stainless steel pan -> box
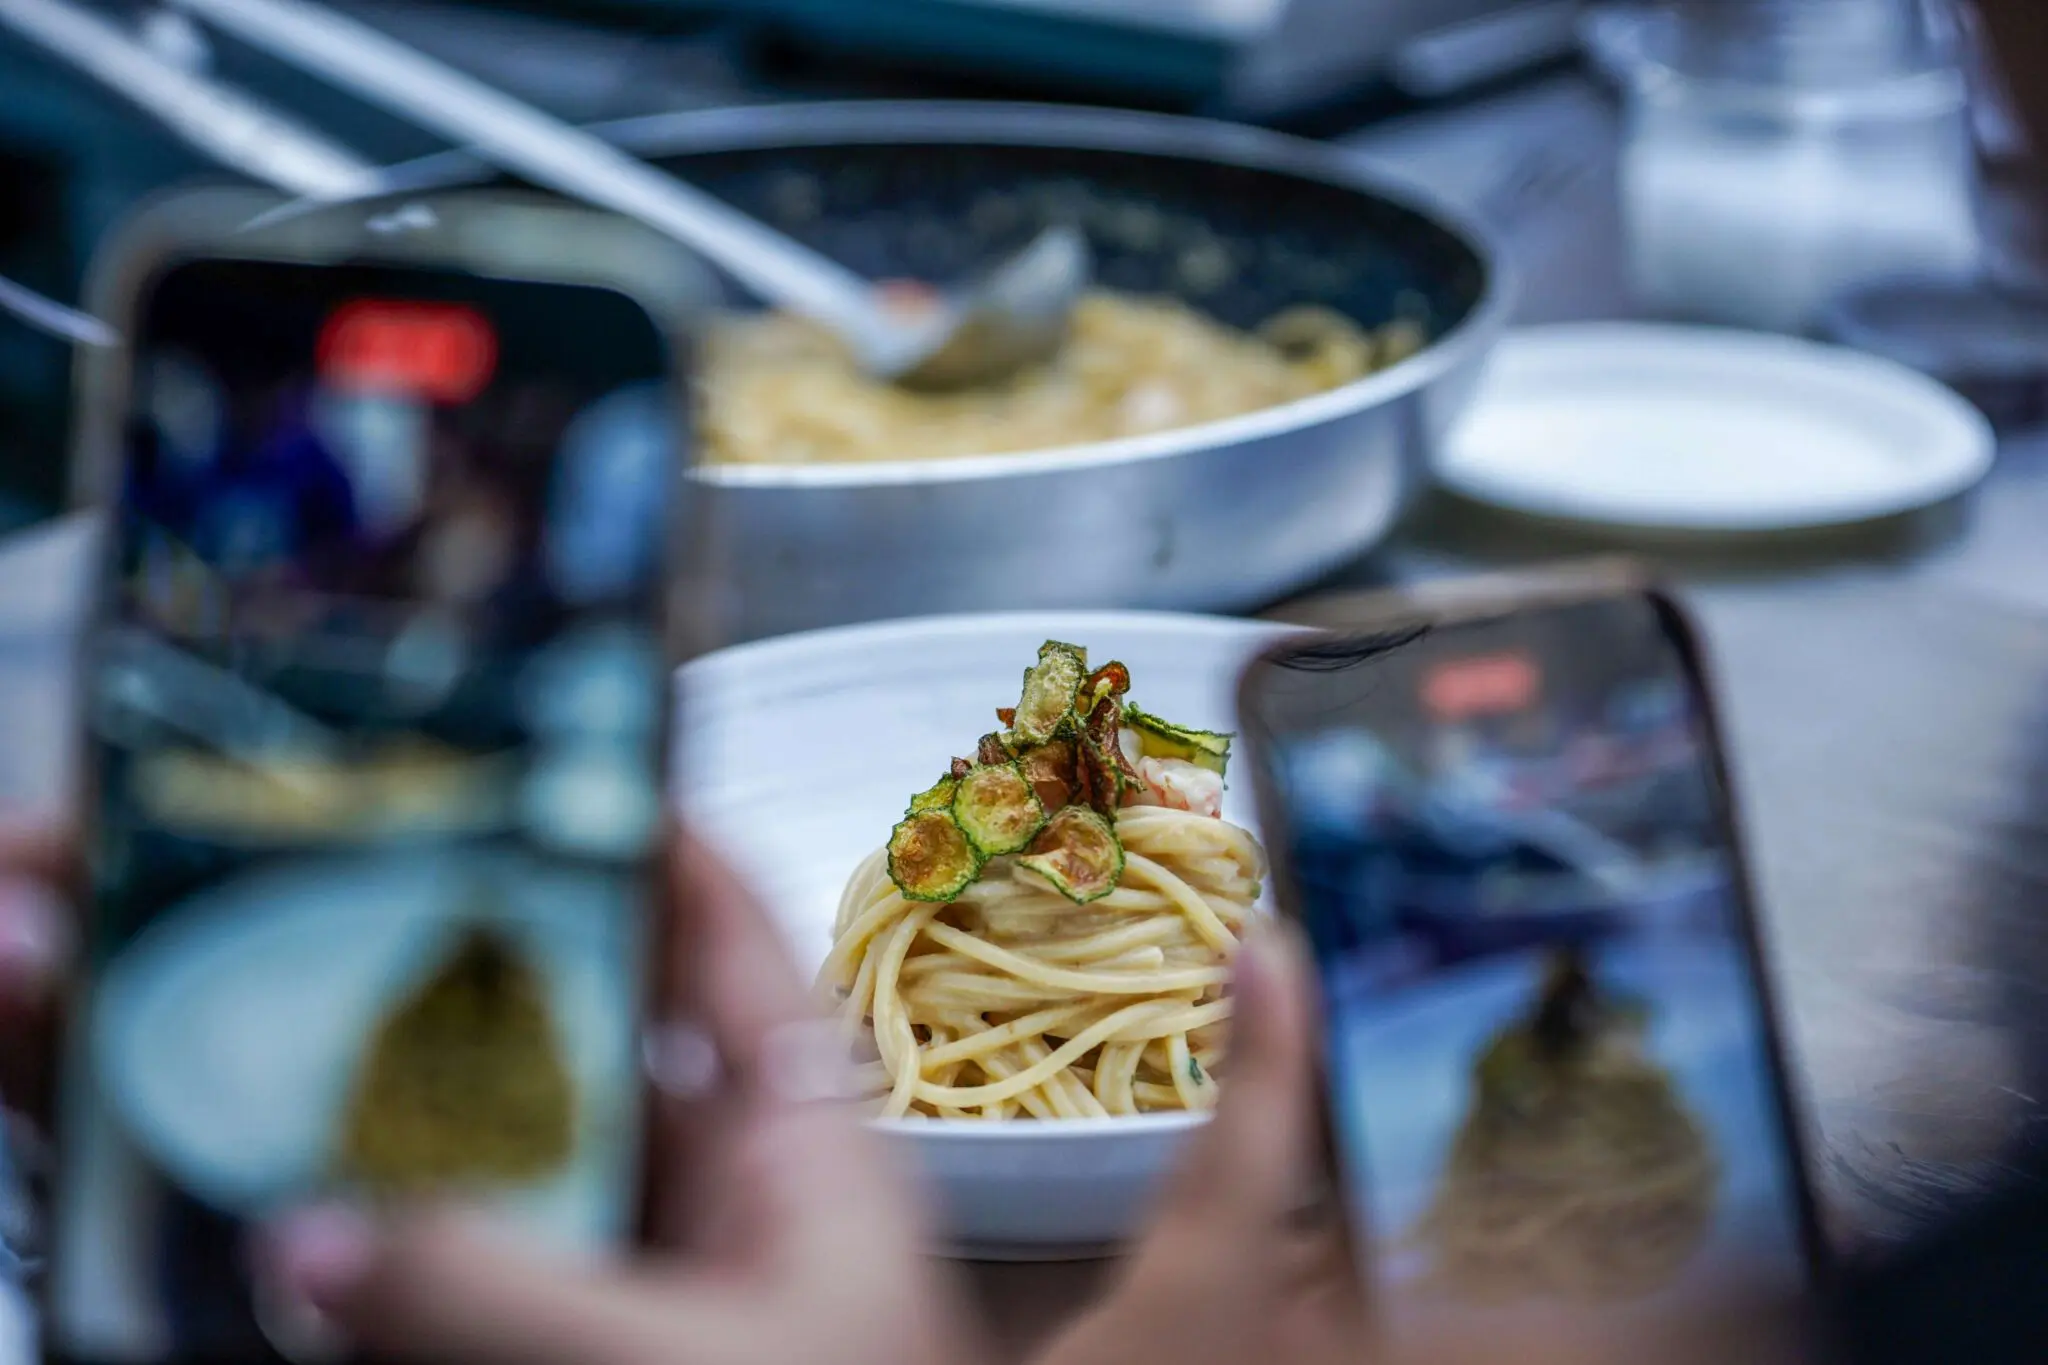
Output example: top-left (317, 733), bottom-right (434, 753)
top-left (75, 100), bottom-right (1510, 642)
top-left (596, 101), bottom-right (1512, 640)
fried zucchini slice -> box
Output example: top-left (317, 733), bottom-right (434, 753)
top-left (908, 775), bottom-right (960, 815)
top-left (1017, 806), bottom-right (1125, 904)
top-left (1079, 696), bottom-right (1142, 815)
top-left (1124, 703), bottom-right (1233, 777)
top-left (1014, 738), bottom-right (1080, 812)
top-left (952, 761), bottom-right (1047, 857)
top-left (1081, 661), bottom-right (1132, 714)
top-left (1009, 642), bottom-right (1088, 746)
top-left (888, 809), bottom-right (983, 902)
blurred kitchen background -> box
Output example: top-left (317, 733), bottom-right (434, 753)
top-left (4, 0), bottom-right (2046, 612)
top-left (0, 0), bottom-right (2012, 515)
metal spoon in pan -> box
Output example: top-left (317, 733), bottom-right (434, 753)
top-left (171, 0), bottom-right (1091, 391)
top-left (2, 0), bottom-right (1085, 387)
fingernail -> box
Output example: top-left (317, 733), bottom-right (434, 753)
top-left (643, 1020), bottom-right (723, 1100)
top-left (0, 879), bottom-right (63, 995)
top-left (265, 1205), bottom-right (376, 1307)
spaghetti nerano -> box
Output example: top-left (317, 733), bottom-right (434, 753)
top-left (816, 642), bottom-right (1267, 1119)
top-left (1407, 951), bottom-right (1721, 1300)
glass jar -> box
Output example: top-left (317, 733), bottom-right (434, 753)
top-left (1615, 0), bottom-right (1981, 332)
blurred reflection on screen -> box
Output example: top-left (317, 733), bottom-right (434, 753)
top-left (51, 259), bottom-right (679, 1364)
top-left (1259, 599), bottom-right (1809, 1349)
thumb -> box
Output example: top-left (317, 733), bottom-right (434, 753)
top-left (1147, 918), bottom-right (1319, 1248)
top-left (261, 1204), bottom-right (669, 1365)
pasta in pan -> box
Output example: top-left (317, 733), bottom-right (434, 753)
top-left (702, 292), bottom-right (1426, 467)
top-left (817, 642), bottom-right (1266, 1119)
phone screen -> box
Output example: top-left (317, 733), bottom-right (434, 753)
top-left (48, 257), bottom-right (680, 1363)
top-left (1245, 594), bottom-right (1816, 1354)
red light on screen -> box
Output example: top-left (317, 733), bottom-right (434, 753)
top-left (318, 301), bottom-right (496, 403)
top-left (1423, 653), bottom-right (1540, 721)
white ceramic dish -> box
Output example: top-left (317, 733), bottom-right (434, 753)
top-left (678, 611), bottom-right (1301, 1257)
top-left (1439, 322), bottom-right (1996, 531)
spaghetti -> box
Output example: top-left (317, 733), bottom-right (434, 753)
top-left (816, 642), bottom-right (1267, 1119)
top-left (1406, 953), bottom-right (1720, 1300)
top-left (702, 291), bottom-right (1424, 467)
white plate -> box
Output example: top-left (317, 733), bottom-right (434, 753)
top-left (1439, 323), bottom-right (1995, 530)
top-left (91, 851), bottom-right (641, 1246)
top-left (678, 611), bottom-right (1301, 1256)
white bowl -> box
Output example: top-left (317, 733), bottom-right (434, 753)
top-left (678, 611), bottom-right (1299, 1257)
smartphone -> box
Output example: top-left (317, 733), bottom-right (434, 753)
top-left (43, 188), bottom-right (711, 1365)
top-left (1239, 565), bottom-right (1826, 1361)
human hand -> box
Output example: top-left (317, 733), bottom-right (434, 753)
top-left (261, 830), bottom-right (987, 1365)
top-left (0, 815), bottom-right (983, 1365)
top-left (1034, 920), bottom-right (1367, 1365)
top-left (1036, 921), bottom-right (1810, 1365)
